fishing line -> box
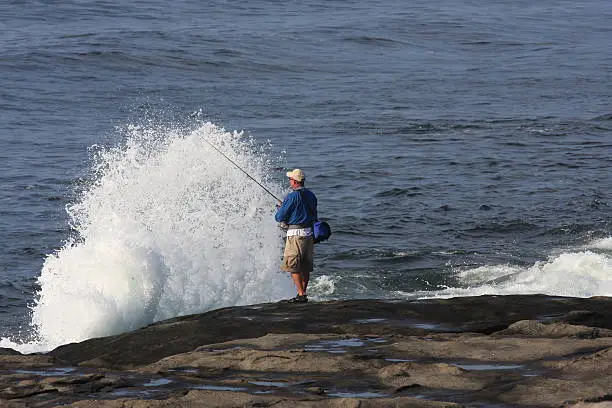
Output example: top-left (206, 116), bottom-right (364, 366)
top-left (202, 138), bottom-right (281, 202)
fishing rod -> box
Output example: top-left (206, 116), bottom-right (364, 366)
top-left (202, 138), bottom-right (281, 202)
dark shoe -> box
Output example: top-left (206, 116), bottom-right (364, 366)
top-left (286, 295), bottom-right (308, 303)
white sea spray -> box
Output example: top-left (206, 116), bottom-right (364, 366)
top-left (7, 121), bottom-right (294, 352)
top-left (416, 248), bottom-right (612, 299)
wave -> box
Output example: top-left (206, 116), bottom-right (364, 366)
top-left (404, 238), bottom-right (612, 300)
top-left (591, 237), bottom-right (612, 250)
top-left (2, 121), bottom-right (294, 353)
top-left (463, 220), bottom-right (538, 235)
top-left (375, 187), bottom-right (422, 198)
top-left (592, 113), bottom-right (612, 121)
top-left (342, 36), bottom-right (405, 46)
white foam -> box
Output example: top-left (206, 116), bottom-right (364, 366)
top-left (420, 250), bottom-right (612, 299)
top-left (309, 275), bottom-right (336, 298)
top-left (6, 122), bottom-right (294, 353)
top-left (590, 237), bottom-right (612, 250)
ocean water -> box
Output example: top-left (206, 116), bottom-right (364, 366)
top-left (1, 0), bottom-right (611, 353)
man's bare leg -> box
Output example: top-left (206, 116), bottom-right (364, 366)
top-left (291, 272), bottom-right (305, 296)
top-left (302, 270), bottom-right (310, 294)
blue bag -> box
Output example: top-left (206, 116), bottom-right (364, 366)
top-left (313, 220), bottom-right (332, 243)
top-left (299, 190), bottom-right (332, 244)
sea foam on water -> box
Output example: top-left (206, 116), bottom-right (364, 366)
top-left (18, 121), bottom-right (293, 352)
top-left (390, 236), bottom-right (612, 301)
top-left (429, 247), bottom-right (612, 299)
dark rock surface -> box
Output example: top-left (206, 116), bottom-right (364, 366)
top-left (1, 295), bottom-right (612, 407)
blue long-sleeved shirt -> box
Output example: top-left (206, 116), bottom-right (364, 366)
top-left (275, 187), bottom-right (318, 225)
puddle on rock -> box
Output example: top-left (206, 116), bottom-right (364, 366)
top-left (167, 367), bottom-right (199, 374)
top-left (305, 338), bottom-right (365, 353)
top-left (451, 362), bottom-right (540, 377)
top-left (402, 320), bottom-right (457, 331)
top-left (353, 318), bottom-right (387, 324)
top-left (328, 391), bottom-right (389, 398)
top-left (385, 358), bottom-right (415, 363)
top-left (191, 384), bottom-right (248, 392)
top-left (143, 378), bottom-right (173, 387)
top-left (14, 367), bottom-right (77, 376)
top-left (453, 363), bottom-right (524, 371)
top-left (249, 380), bottom-right (290, 388)
top-left (304, 337), bottom-right (387, 354)
top-left (197, 346), bottom-right (243, 353)
top-left (109, 389), bottom-right (162, 398)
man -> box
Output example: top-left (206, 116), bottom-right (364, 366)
top-left (275, 168), bottom-right (317, 303)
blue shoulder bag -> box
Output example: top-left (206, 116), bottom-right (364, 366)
top-left (298, 190), bottom-right (332, 244)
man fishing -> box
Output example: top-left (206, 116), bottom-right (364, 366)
top-left (275, 169), bottom-right (318, 303)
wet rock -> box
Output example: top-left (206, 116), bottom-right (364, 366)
top-left (144, 347), bottom-right (385, 374)
top-left (494, 377), bottom-right (611, 407)
top-left (389, 333), bottom-right (612, 362)
top-left (0, 353), bottom-right (58, 369)
top-left (46, 295), bottom-right (612, 369)
top-left (62, 390), bottom-right (463, 407)
top-left (495, 320), bottom-right (612, 338)
top-left (1, 295), bottom-right (612, 407)
top-left (553, 310), bottom-right (608, 327)
top-left (379, 361), bottom-right (485, 391)
top-left (544, 346), bottom-right (612, 379)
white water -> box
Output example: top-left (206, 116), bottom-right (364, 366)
top-left (3, 117), bottom-right (610, 353)
top-left (398, 240), bottom-right (612, 300)
top-left (3, 122), bottom-right (294, 353)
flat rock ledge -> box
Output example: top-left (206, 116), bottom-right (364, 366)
top-left (2, 295), bottom-right (612, 408)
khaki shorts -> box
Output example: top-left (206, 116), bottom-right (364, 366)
top-left (281, 235), bottom-right (314, 273)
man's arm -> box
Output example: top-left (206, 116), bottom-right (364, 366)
top-left (275, 193), bottom-right (294, 222)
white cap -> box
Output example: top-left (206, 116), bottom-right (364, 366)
top-left (286, 168), bottom-right (305, 182)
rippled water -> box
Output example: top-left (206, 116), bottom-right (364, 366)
top-left (1, 0), bottom-right (611, 350)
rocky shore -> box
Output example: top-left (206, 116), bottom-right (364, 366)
top-left (2, 295), bottom-right (612, 407)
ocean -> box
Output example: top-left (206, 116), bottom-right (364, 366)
top-left (1, 0), bottom-right (611, 353)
